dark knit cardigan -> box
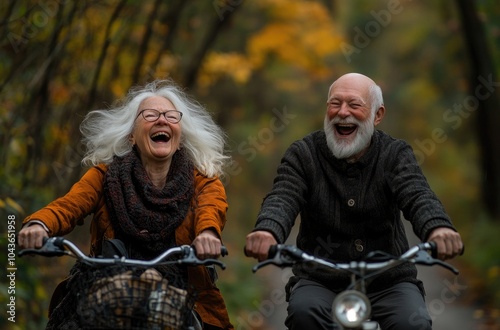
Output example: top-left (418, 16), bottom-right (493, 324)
top-left (255, 130), bottom-right (456, 294)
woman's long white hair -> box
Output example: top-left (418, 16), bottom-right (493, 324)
top-left (80, 79), bottom-right (230, 178)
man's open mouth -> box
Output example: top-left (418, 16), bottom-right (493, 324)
top-left (150, 131), bottom-right (171, 143)
top-left (335, 124), bottom-right (357, 136)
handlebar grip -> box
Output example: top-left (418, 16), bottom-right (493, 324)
top-left (18, 237), bottom-right (67, 257)
top-left (427, 241), bottom-right (465, 258)
top-left (267, 245), bottom-right (278, 259)
top-left (18, 246), bottom-right (66, 257)
top-left (17, 236), bottom-right (51, 257)
top-left (191, 245), bottom-right (228, 258)
top-left (428, 241), bottom-right (438, 259)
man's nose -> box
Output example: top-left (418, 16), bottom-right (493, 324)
top-left (337, 103), bottom-right (350, 117)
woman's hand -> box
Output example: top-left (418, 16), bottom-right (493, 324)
top-left (192, 229), bottom-right (222, 259)
top-left (18, 223), bottom-right (49, 249)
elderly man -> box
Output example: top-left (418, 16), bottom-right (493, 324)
top-left (245, 73), bottom-right (463, 330)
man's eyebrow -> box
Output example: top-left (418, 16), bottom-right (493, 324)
top-left (328, 95), bottom-right (367, 104)
top-left (351, 98), bottom-right (367, 104)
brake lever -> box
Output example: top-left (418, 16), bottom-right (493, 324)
top-left (252, 259), bottom-right (278, 273)
top-left (182, 245), bottom-right (227, 270)
top-left (18, 237), bottom-right (68, 257)
top-left (252, 245), bottom-right (303, 273)
top-left (413, 250), bottom-right (459, 275)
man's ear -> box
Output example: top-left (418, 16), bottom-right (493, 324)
top-left (373, 105), bottom-right (385, 126)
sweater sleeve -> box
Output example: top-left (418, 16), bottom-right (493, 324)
top-left (23, 165), bottom-right (106, 235)
top-left (254, 140), bottom-right (309, 243)
top-left (191, 172), bottom-right (228, 239)
top-left (387, 142), bottom-right (456, 240)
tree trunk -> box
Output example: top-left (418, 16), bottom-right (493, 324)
top-left (455, 0), bottom-right (500, 219)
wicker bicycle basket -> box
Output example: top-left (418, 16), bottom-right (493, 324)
top-left (74, 266), bottom-right (196, 330)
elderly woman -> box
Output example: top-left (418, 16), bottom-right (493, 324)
top-left (18, 79), bottom-right (233, 329)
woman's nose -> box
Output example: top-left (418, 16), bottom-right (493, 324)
top-left (155, 113), bottom-right (170, 124)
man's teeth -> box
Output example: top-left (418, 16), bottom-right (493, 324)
top-left (335, 123), bottom-right (357, 135)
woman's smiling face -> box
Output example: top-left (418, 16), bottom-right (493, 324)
top-left (131, 96), bottom-right (182, 166)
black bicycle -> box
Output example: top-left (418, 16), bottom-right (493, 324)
top-left (252, 242), bottom-right (459, 330)
top-left (19, 237), bottom-right (228, 330)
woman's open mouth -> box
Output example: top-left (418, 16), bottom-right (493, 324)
top-left (150, 131), bottom-right (171, 143)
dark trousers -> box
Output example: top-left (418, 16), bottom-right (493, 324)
top-left (285, 279), bottom-right (432, 330)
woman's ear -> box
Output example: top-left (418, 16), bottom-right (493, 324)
top-left (129, 134), bottom-right (135, 146)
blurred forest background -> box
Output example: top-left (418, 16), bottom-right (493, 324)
top-left (1, 0), bottom-right (500, 329)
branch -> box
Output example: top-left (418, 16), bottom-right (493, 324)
top-left (86, 0), bottom-right (127, 111)
top-left (183, 4), bottom-right (241, 88)
top-left (149, 0), bottom-right (187, 77)
top-left (131, 0), bottom-right (163, 84)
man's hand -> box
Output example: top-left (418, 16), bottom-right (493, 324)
top-left (18, 223), bottom-right (49, 249)
top-left (192, 229), bottom-right (222, 260)
top-left (427, 227), bottom-right (463, 260)
top-left (244, 231), bottom-right (278, 261)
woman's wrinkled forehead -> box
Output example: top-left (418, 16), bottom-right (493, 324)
top-left (136, 95), bottom-right (176, 113)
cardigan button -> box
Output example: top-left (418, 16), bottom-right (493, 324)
top-left (347, 199), bottom-right (355, 207)
top-left (355, 239), bottom-right (364, 252)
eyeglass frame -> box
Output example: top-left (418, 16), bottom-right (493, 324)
top-left (135, 109), bottom-right (183, 123)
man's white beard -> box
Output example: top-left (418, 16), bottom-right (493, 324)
top-left (324, 113), bottom-right (375, 160)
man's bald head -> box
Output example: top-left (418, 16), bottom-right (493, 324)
top-left (328, 73), bottom-right (384, 113)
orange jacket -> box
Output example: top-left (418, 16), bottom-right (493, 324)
top-left (24, 164), bottom-right (233, 329)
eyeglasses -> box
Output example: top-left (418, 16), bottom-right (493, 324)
top-left (136, 109), bottom-right (183, 123)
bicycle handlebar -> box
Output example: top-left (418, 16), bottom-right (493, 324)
top-left (19, 236), bottom-right (228, 270)
top-left (252, 242), bottom-right (459, 275)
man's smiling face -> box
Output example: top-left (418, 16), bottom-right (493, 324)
top-left (324, 73), bottom-right (384, 161)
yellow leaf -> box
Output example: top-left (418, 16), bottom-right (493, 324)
top-left (488, 266), bottom-right (499, 280)
top-left (247, 0), bottom-right (342, 74)
top-left (5, 197), bottom-right (24, 214)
